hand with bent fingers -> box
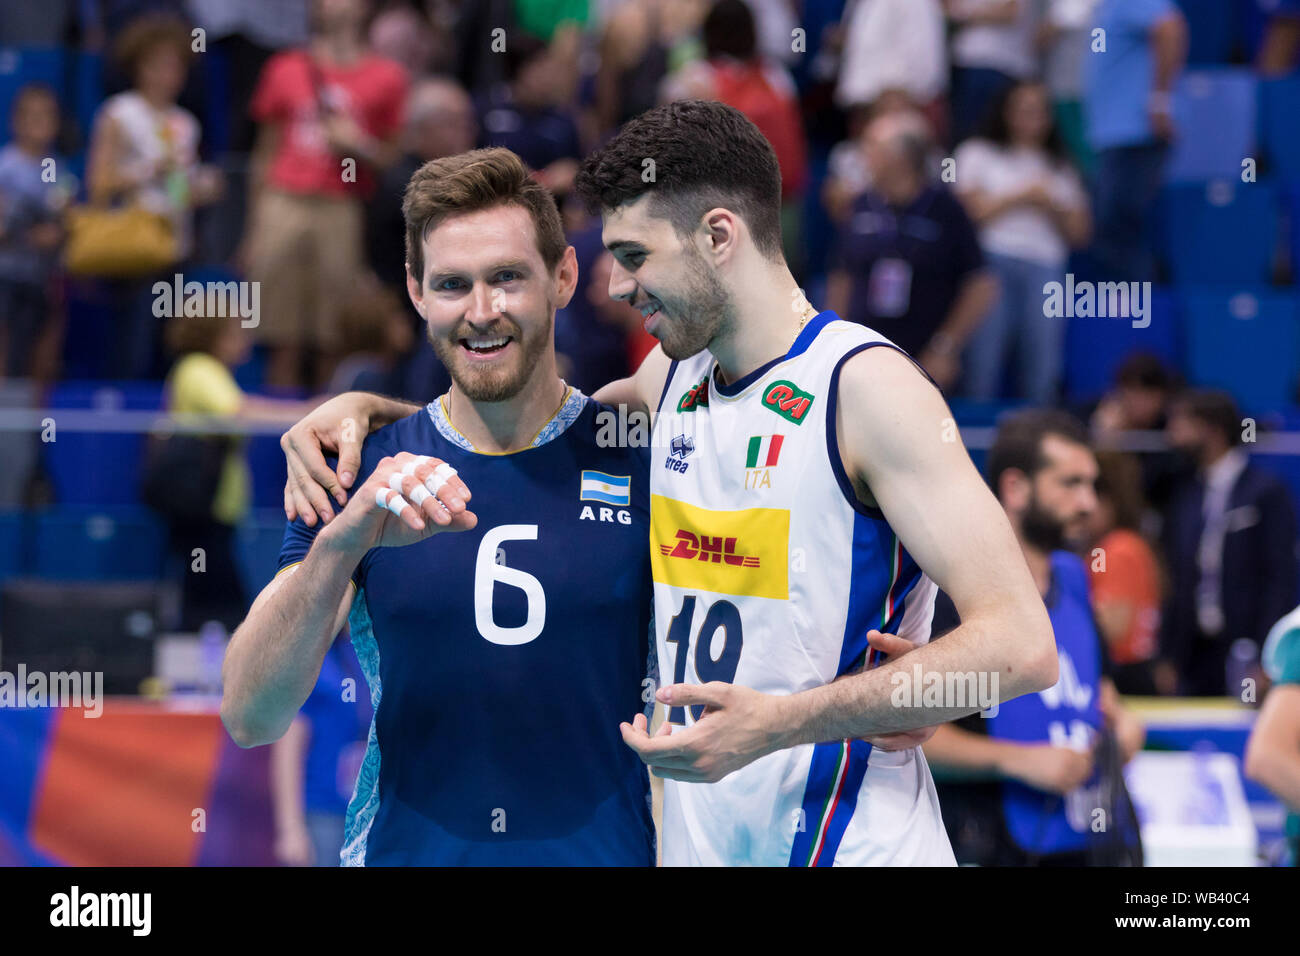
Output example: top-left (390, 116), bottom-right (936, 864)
top-left (621, 682), bottom-right (786, 784)
top-left (859, 629), bottom-right (942, 752)
top-left (324, 452), bottom-right (477, 556)
top-left (281, 392), bottom-right (406, 527)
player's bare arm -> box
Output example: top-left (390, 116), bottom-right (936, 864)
top-left (591, 342), bottom-right (673, 424)
top-left (1244, 683), bottom-right (1300, 809)
top-left (622, 346), bottom-right (1057, 783)
top-left (923, 724), bottom-right (1095, 796)
top-left (223, 453), bottom-right (476, 748)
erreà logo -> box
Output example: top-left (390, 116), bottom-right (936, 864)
top-left (677, 375), bottom-right (710, 413)
top-left (763, 380), bottom-right (814, 424)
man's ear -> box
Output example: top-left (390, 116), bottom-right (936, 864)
top-left (999, 469), bottom-right (1031, 514)
top-left (405, 262), bottom-right (425, 317)
top-left (552, 245), bottom-right (579, 310)
top-left (700, 207), bottom-right (740, 263)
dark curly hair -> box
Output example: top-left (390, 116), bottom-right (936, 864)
top-left (574, 100), bottom-right (785, 261)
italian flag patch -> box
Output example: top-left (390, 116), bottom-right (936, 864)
top-left (745, 434), bottom-right (784, 469)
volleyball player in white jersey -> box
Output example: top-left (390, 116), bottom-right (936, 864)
top-left (279, 104), bottom-right (1058, 866)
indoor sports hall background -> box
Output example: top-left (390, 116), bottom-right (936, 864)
top-left (1, 0), bottom-right (1299, 866)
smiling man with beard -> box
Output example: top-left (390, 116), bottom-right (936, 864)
top-left (221, 148), bottom-right (658, 865)
top-left (280, 102), bottom-right (1058, 866)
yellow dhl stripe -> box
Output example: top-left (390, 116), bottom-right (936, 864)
top-left (649, 494), bottom-right (789, 600)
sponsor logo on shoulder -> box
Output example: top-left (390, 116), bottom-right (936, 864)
top-left (676, 375), bottom-right (710, 413)
top-left (762, 380), bottom-right (814, 424)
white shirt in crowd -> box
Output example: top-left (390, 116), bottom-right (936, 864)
top-left (949, 0), bottom-right (1043, 79)
top-left (953, 138), bottom-right (1086, 266)
top-left (97, 91), bottom-right (202, 257)
top-left (835, 0), bottom-right (948, 108)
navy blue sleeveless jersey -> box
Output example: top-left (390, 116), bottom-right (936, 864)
top-left (275, 389), bottom-right (656, 865)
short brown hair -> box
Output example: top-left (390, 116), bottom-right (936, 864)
top-left (165, 315), bottom-right (229, 357)
top-left (114, 14), bottom-right (195, 84)
top-left (987, 408), bottom-right (1092, 496)
top-left (402, 148), bottom-right (566, 288)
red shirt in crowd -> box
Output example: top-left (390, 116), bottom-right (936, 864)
top-left (251, 50), bottom-right (408, 198)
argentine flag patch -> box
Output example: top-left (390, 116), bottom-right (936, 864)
top-left (580, 470), bottom-right (631, 507)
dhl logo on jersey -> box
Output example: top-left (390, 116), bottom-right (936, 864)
top-left (649, 494), bottom-right (789, 600)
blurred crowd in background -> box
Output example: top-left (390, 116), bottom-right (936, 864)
top-left (2, 0), bottom-right (1300, 863)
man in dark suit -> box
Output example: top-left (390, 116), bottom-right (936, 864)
top-left (1162, 391), bottom-right (1299, 696)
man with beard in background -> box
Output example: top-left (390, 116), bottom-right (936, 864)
top-left (924, 410), bottom-right (1145, 866)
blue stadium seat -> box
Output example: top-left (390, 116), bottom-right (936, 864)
top-left (31, 506), bottom-right (166, 580)
top-left (1260, 75), bottom-right (1300, 181)
top-left (71, 51), bottom-right (103, 148)
top-left (41, 382), bottom-right (165, 507)
top-left (1063, 286), bottom-right (1181, 404)
top-left (1175, 0), bottom-right (1240, 65)
top-left (1161, 180), bottom-right (1279, 285)
top-left (0, 511), bottom-right (28, 579)
top-left (1167, 70), bottom-right (1258, 182)
top-left (1183, 290), bottom-right (1299, 414)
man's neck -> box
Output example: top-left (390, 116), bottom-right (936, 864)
top-left (312, 33), bottom-right (362, 67)
top-left (445, 370), bottom-right (569, 454)
top-left (710, 264), bottom-right (814, 386)
top-left (880, 174), bottom-right (923, 208)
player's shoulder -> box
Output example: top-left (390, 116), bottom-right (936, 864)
top-left (1263, 606), bottom-right (1300, 684)
top-left (357, 405), bottom-right (437, 471)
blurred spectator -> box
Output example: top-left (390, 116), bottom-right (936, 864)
top-left (925, 409), bottom-right (1144, 866)
top-left (1083, 0), bottom-right (1187, 283)
top-left (1038, 0), bottom-right (1099, 175)
top-left (366, 76), bottom-right (477, 295)
top-left (594, 0), bottom-right (704, 133)
top-left (1161, 390), bottom-right (1299, 697)
top-left (1257, 0), bottom-right (1300, 76)
top-left (326, 275), bottom-right (415, 394)
top-left (1089, 351), bottom-right (1182, 519)
top-left (160, 315), bottom-right (318, 629)
top-left (662, 0), bottom-right (808, 269)
top-left (1087, 450), bottom-right (1162, 696)
top-left (955, 80), bottom-right (1090, 403)
top-left (826, 110), bottom-right (997, 390)
top-left (476, 33), bottom-right (582, 198)
top-left (87, 13), bottom-right (222, 379)
top-left (822, 90), bottom-right (937, 225)
top-left (242, 0), bottom-right (409, 389)
top-left (368, 0), bottom-right (446, 76)
top-left (186, 0), bottom-right (311, 152)
top-left (1245, 604), bottom-right (1300, 867)
top-left (270, 634), bottom-right (370, 867)
top-left (946, 0), bottom-right (1042, 145)
top-left (0, 85), bottom-right (67, 379)
top-left (834, 0), bottom-right (947, 128)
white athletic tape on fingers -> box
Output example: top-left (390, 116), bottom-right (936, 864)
top-left (424, 462), bottom-right (458, 497)
top-left (409, 484), bottom-right (431, 506)
top-left (401, 456), bottom-right (430, 477)
top-left (388, 472), bottom-right (407, 493)
top-left (375, 487), bottom-right (410, 518)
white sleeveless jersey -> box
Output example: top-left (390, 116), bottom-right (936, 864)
top-left (649, 314), bottom-right (955, 866)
